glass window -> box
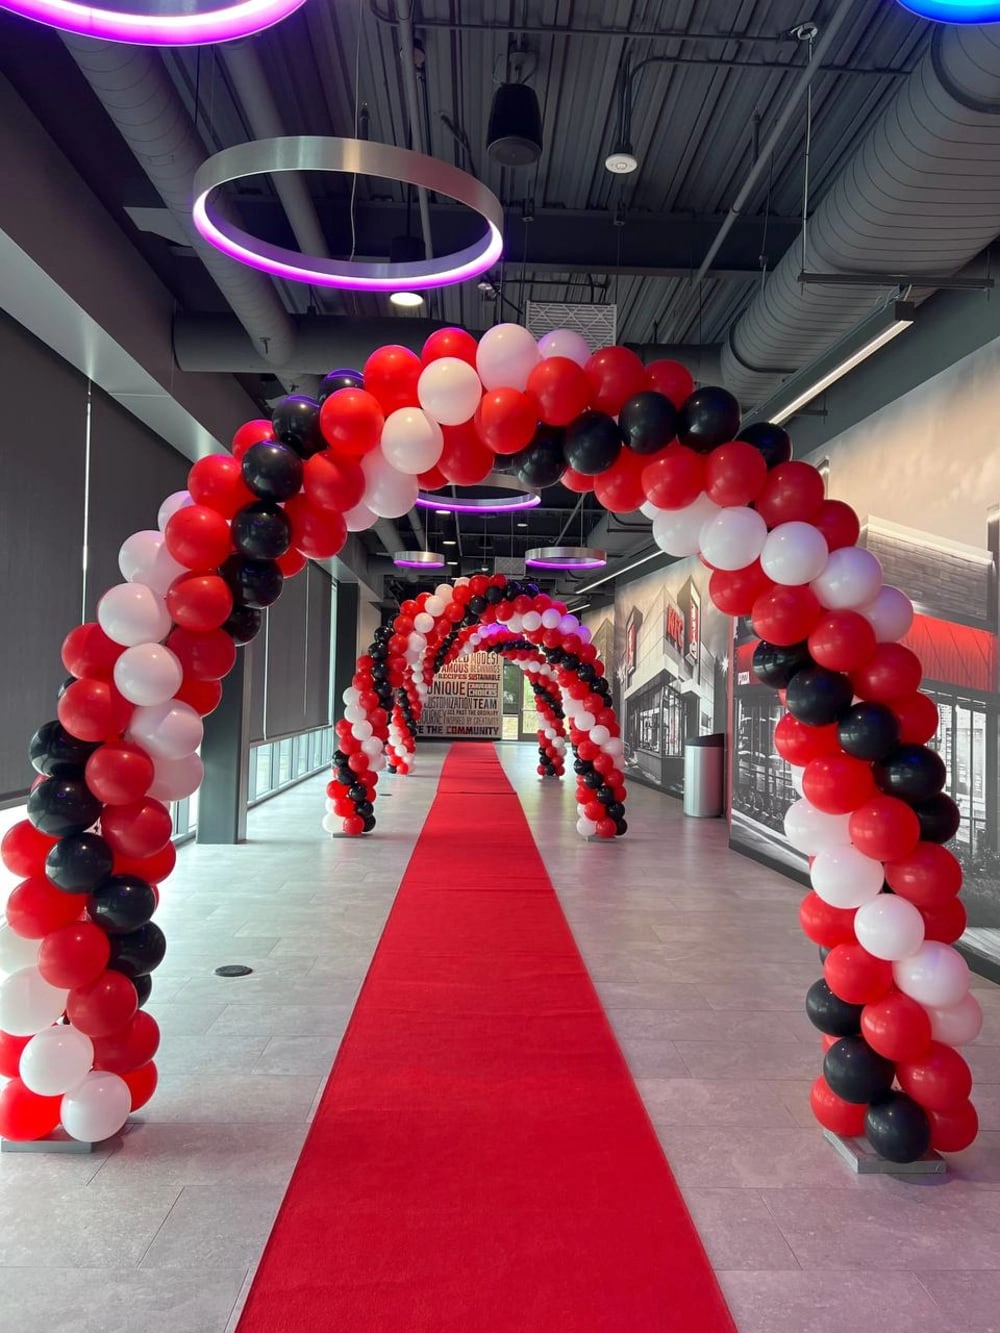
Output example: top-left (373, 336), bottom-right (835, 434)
top-left (277, 738), bottom-right (293, 785)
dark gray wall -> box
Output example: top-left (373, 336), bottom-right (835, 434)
top-left (249, 565), bottom-right (333, 743)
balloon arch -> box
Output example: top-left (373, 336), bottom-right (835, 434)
top-left (0, 325), bottom-right (980, 1168)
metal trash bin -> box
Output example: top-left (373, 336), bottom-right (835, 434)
top-left (683, 734), bottom-right (725, 818)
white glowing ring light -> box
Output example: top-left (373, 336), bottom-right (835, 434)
top-left (193, 137), bottom-right (505, 291)
top-left (0, 0), bottom-right (304, 45)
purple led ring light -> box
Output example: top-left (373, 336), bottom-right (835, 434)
top-left (392, 550), bottom-right (446, 570)
top-left (415, 472), bottom-right (541, 514)
top-left (0, 0), bottom-right (304, 45)
top-left (192, 137), bottom-right (504, 291)
top-left (525, 547), bottom-right (607, 571)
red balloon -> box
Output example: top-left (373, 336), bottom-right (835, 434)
top-left (318, 388), bottom-right (384, 458)
top-left (92, 1010), bottom-right (160, 1074)
top-left (100, 797), bottom-right (173, 860)
top-left (891, 692), bottom-right (940, 745)
top-left (422, 327), bottom-right (479, 367)
top-left (1, 821), bottom-right (57, 879)
top-left (174, 676), bottom-right (223, 717)
top-left (167, 627), bottom-right (237, 682)
top-left (67, 970), bottom-right (138, 1038)
top-left (807, 611), bottom-right (877, 674)
top-left (474, 387), bottom-right (538, 455)
top-left (809, 1074), bottom-right (868, 1137)
top-left (38, 922), bottom-right (110, 989)
top-left (5, 875), bottom-right (83, 938)
top-left (642, 444), bottom-right (705, 509)
top-left (61, 622), bottom-right (124, 681)
top-left (897, 1042), bottom-right (973, 1112)
top-left (885, 842), bottom-right (962, 908)
top-left (417, 464), bottom-right (447, 490)
top-left (773, 714), bottom-right (842, 765)
top-left (277, 547), bottom-right (308, 578)
top-left (927, 1100), bottom-right (978, 1153)
top-left (165, 573), bottom-right (233, 633)
top-left (0, 1078), bottom-right (62, 1142)
top-left (704, 442), bottom-right (768, 507)
top-left (708, 561), bottom-right (774, 616)
top-left (187, 454), bottom-right (255, 517)
top-left (852, 643), bottom-right (922, 704)
top-left (85, 743), bottom-right (154, 806)
top-left (803, 754), bottom-right (877, 815)
top-left (58, 678), bottom-right (132, 743)
top-left (231, 418), bottom-right (274, 461)
top-left (824, 943), bottom-right (894, 1005)
top-left (645, 359), bottom-right (694, 408)
top-left (113, 841), bottom-right (176, 885)
top-left (526, 356), bottom-right (593, 426)
top-left (164, 504), bottom-right (232, 571)
top-left (285, 493), bottom-right (348, 559)
top-left (363, 345), bottom-right (421, 414)
top-left (342, 815), bottom-right (365, 835)
top-left (861, 990), bottom-right (932, 1062)
top-left (594, 447), bottom-right (647, 513)
top-left (595, 818), bottom-right (617, 839)
top-left (811, 499), bottom-right (861, 552)
top-left (122, 1060), bottom-right (159, 1111)
top-left (561, 465), bottom-right (596, 493)
top-left (585, 346), bottom-right (648, 416)
top-left (303, 452), bottom-right (366, 512)
top-left (438, 421), bottom-right (495, 485)
top-left (754, 461), bottom-right (825, 528)
top-left (799, 891), bottom-right (857, 948)
top-left (0, 1030), bottom-right (31, 1080)
top-left (921, 896), bottom-right (967, 944)
top-left (751, 584), bottom-right (823, 646)
top-left (849, 796), bottom-right (921, 862)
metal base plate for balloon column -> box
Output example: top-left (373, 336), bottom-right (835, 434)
top-left (824, 1130), bottom-right (946, 1175)
top-left (2, 1130), bottom-right (99, 1155)
top-left (586, 836), bottom-right (619, 844)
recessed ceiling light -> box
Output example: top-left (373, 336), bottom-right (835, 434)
top-left (389, 291), bottom-right (425, 308)
top-left (443, 539), bottom-right (457, 546)
top-left (517, 521), bottom-right (528, 528)
top-left (605, 142), bottom-right (638, 175)
top-left (434, 509), bottom-right (449, 516)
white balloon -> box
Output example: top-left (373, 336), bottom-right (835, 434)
top-left (653, 493), bottom-right (720, 557)
top-left (575, 711), bottom-right (596, 731)
top-left (538, 328), bottom-right (590, 367)
top-left (380, 408), bottom-right (444, 475)
top-left (157, 490), bottom-right (192, 532)
top-left (699, 507), bottom-right (768, 572)
top-left (352, 720), bottom-right (374, 741)
top-left (0, 967), bottom-right (70, 1036)
top-left (20, 1025), bottom-right (94, 1097)
top-left (417, 357), bottom-right (482, 425)
top-left (342, 687), bottom-right (361, 706)
top-left (576, 817), bottom-right (598, 838)
top-left (589, 725), bottom-right (611, 746)
top-left (810, 845), bottom-right (884, 909)
top-left (558, 615), bottom-right (579, 635)
top-left (476, 323), bottom-right (540, 391)
top-left (414, 611), bottom-right (435, 634)
top-left (522, 611), bottom-right (542, 632)
top-left (541, 608), bottom-right (562, 629)
top-left (893, 942), bottom-right (970, 1008)
top-left (97, 584), bottom-right (172, 648)
top-left (783, 799), bottom-right (852, 854)
top-left (127, 700), bottom-right (203, 760)
top-left (853, 895), bottom-right (925, 961)
top-left (603, 737), bottom-right (625, 759)
top-left (926, 993), bottom-right (983, 1047)
top-left (361, 451), bottom-right (420, 518)
top-left (361, 737), bottom-right (383, 757)
top-left (790, 765), bottom-right (807, 796)
top-left (60, 1070), bottom-right (131, 1142)
top-left (147, 751), bottom-right (204, 802)
top-left (113, 643), bottom-right (183, 707)
top-left (862, 585), bottom-right (915, 642)
top-left (639, 499), bottom-right (662, 519)
top-left (343, 705), bottom-right (367, 725)
top-left (577, 625), bottom-right (592, 644)
top-left (344, 500), bottom-right (377, 532)
top-left (425, 596), bottom-right (445, 618)
top-left (322, 812), bottom-right (339, 833)
top-left (0, 924), bottom-right (40, 976)
top-left (434, 583), bottom-right (454, 602)
top-left (812, 546), bottom-right (883, 610)
top-left (408, 632), bottom-right (427, 651)
top-left (760, 521), bottom-right (829, 586)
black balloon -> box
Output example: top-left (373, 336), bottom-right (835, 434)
top-left (88, 875), bottom-right (157, 934)
top-left (514, 426), bottom-right (566, 489)
top-left (221, 555), bottom-right (284, 609)
top-left (27, 777), bottom-right (102, 838)
top-left (752, 640), bottom-right (812, 690)
top-left (865, 1092), bottom-right (931, 1163)
top-left (912, 793), bottom-right (962, 844)
top-left (618, 391), bottom-right (677, 455)
top-left (362, 815), bottom-right (377, 833)
top-left (823, 1035), bottom-right (895, 1105)
top-left (837, 702), bottom-right (900, 762)
top-left (232, 502), bottom-right (292, 561)
top-left (348, 782), bottom-right (367, 802)
top-left (271, 394), bottom-right (324, 458)
top-left (241, 441), bottom-right (304, 502)
top-left (737, 420), bottom-right (793, 469)
top-left (29, 721), bottom-right (98, 778)
top-left (108, 922), bottom-right (167, 978)
top-left (785, 666), bottom-right (854, 727)
top-left (563, 411), bottom-right (623, 475)
top-left (317, 369), bottom-right (363, 403)
top-left (805, 978), bottom-right (864, 1037)
top-left (45, 832), bottom-right (113, 895)
top-left (615, 819), bottom-right (628, 836)
top-left (583, 771), bottom-right (602, 789)
top-left (133, 974), bottom-right (153, 1009)
top-left (873, 744), bottom-right (947, 804)
top-left (676, 386), bottom-right (741, 453)
top-left (223, 603), bottom-right (263, 646)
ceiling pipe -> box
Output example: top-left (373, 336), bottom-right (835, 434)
top-left (62, 37), bottom-right (298, 386)
top-left (393, 0), bottom-right (435, 269)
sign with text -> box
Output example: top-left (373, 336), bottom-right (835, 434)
top-left (415, 652), bottom-right (504, 739)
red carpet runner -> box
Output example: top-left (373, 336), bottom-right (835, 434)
top-left (238, 745), bottom-right (735, 1333)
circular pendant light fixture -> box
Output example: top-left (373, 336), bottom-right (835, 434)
top-left (392, 550), bottom-right (446, 570)
top-left (525, 547), bottom-right (607, 571)
top-left (192, 138), bottom-right (504, 291)
top-left (0, 0), bottom-right (304, 45)
top-left (897, 0), bottom-right (1000, 17)
top-left (415, 473), bottom-right (541, 515)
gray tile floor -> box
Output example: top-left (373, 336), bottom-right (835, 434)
top-left (0, 741), bottom-right (997, 1332)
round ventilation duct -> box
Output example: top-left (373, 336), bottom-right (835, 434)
top-left (487, 84), bottom-right (542, 167)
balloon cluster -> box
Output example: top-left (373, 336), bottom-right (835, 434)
top-left (527, 671), bottom-right (567, 778)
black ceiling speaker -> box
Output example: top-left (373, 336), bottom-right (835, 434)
top-left (487, 83), bottom-right (543, 167)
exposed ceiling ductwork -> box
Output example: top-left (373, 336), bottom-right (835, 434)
top-left (722, 23), bottom-right (1000, 407)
